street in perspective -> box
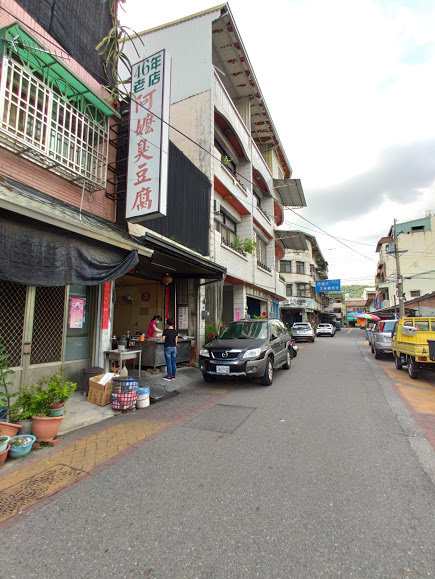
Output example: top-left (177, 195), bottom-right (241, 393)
top-left (1, 329), bottom-right (434, 577)
top-left (1, 0), bottom-right (435, 577)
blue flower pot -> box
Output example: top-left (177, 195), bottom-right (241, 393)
top-left (8, 435), bottom-right (36, 459)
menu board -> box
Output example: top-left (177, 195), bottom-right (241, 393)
top-left (178, 306), bottom-right (188, 330)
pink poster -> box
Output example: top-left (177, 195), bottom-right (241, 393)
top-left (235, 308), bottom-right (242, 321)
top-left (69, 298), bottom-right (85, 329)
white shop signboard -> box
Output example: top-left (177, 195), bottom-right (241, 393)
top-left (126, 50), bottom-right (171, 222)
top-left (178, 306), bottom-right (189, 330)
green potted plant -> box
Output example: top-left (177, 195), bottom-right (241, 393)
top-left (31, 369), bottom-right (76, 443)
top-left (0, 337), bottom-right (21, 438)
top-left (11, 383), bottom-right (39, 434)
top-left (0, 431), bottom-right (10, 452)
top-left (46, 368), bottom-right (77, 416)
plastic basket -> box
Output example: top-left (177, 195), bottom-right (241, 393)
top-left (111, 377), bottom-right (140, 410)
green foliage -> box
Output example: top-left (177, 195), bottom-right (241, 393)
top-left (0, 336), bottom-right (17, 423)
top-left (233, 235), bottom-right (256, 255)
top-left (95, 0), bottom-right (144, 102)
top-left (11, 384), bottom-right (41, 420)
top-left (46, 368), bottom-right (77, 405)
top-left (206, 322), bottom-right (227, 342)
top-left (341, 285), bottom-right (367, 299)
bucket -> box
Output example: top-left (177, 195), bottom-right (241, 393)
top-left (136, 387), bottom-right (150, 409)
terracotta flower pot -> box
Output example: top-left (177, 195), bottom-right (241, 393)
top-left (0, 421), bottom-right (22, 438)
top-left (31, 415), bottom-right (64, 442)
top-left (0, 444), bottom-right (10, 468)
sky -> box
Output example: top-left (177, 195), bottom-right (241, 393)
top-left (119, 0), bottom-right (435, 286)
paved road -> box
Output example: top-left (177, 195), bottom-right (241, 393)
top-left (1, 329), bottom-right (434, 578)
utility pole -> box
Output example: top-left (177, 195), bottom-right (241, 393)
top-left (394, 219), bottom-right (406, 318)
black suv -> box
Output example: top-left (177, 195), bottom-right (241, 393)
top-left (199, 319), bottom-right (291, 386)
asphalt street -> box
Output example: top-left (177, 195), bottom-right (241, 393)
top-left (1, 329), bottom-right (434, 578)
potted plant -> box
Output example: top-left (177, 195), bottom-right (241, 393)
top-left (46, 368), bottom-right (77, 416)
top-left (11, 383), bottom-right (39, 434)
top-left (0, 432), bottom-right (10, 452)
top-left (0, 337), bottom-right (21, 438)
top-left (0, 444), bottom-right (10, 468)
top-left (8, 434), bottom-right (36, 459)
top-left (30, 369), bottom-right (76, 443)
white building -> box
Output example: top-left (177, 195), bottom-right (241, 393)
top-left (122, 4), bottom-right (306, 333)
top-left (375, 214), bottom-right (435, 312)
top-left (278, 232), bottom-right (330, 327)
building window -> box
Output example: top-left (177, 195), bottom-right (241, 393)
top-left (253, 191), bottom-right (261, 208)
top-left (286, 284), bottom-right (293, 297)
top-left (214, 138), bottom-right (236, 175)
top-left (0, 56), bottom-right (109, 191)
top-left (310, 264), bottom-right (315, 275)
top-left (216, 211), bottom-right (237, 244)
top-left (280, 261), bottom-right (292, 273)
top-left (296, 261), bottom-right (305, 274)
top-left (256, 236), bottom-right (267, 266)
top-left (410, 290), bottom-right (421, 297)
top-left (296, 283), bottom-right (308, 297)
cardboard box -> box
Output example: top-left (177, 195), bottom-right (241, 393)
top-left (88, 373), bottom-right (114, 406)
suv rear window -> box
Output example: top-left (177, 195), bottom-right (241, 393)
top-left (379, 321), bottom-right (396, 332)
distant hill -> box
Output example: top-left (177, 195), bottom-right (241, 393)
top-left (341, 285), bottom-right (366, 299)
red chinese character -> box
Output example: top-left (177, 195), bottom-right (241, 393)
top-left (134, 90), bottom-right (156, 113)
top-left (134, 139), bottom-right (153, 163)
top-left (134, 163), bottom-right (151, 186)
top-left (135, 113), bottom-right (155, 136)
top-left (132, 187), bottom-right (152, 211)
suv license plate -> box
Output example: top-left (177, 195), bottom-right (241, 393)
top-left (216, 365), bottom-right (230, 374)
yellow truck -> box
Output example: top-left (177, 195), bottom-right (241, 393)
top-left (391, 317), bottom-right (435, 379)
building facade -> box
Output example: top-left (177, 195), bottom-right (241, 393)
top-left (375, 214), bottom-right (435, 315)
top-left (122, 4), bottom-right (306, 337)
top-left (278, 232), bottom-right (330, 327)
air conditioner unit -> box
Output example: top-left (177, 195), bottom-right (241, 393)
top-left (214, 199), bottom-right (221, 214)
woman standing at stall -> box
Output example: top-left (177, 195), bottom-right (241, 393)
top-left (162, 317), bottom-right (178, 381)
top-left (146, 315), bottom-right (163, 339)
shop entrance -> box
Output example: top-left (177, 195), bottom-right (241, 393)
top-left (0, 280), bottom-right (92, 388)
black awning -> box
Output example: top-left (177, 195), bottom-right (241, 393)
top-left (0, 213), bottom-right (138, 286)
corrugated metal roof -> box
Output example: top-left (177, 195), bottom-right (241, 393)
top-left (273, 179), bottom-right (306, 208)
top-left (275, 231), bottom-right (308, 251)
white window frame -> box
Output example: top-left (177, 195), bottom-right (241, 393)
top-left (0, 56), bottom-right (109, 191)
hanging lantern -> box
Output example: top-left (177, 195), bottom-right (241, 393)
top-left (161, 273), bottom-right (173, 285)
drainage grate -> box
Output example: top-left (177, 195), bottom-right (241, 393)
top-left (0, 464), bottom-right (85, 522)
top-left (183, 404), bottom-right (256, 434)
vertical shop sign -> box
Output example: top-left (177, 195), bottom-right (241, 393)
top-left (126, 49), bottom-right (171, 222)
top-left (178, 306), bottom-right (189, 330)
top-left (101, 282), bottom-right (111, 330)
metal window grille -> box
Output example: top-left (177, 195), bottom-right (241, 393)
top-left (0, 281), bottom-right (27, 367)
top-left (256, 237), bottom-right (267, 265)
top-left (30, 286), bottom-right (65, 365)
top-left (0, 57), bottom-right (108, 191)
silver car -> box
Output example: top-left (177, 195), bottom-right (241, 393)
top-left (316, 323), bottom-right (335, 337)
top-left (371, 320), bottom-right (396, 358)
top-left (291, 322), bottom-right (315, 342)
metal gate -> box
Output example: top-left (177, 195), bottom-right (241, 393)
top-left (0, 280), bottom-right (65, 388)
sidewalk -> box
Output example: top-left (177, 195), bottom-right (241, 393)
top-left (0, 367), bottom-right (231, 528)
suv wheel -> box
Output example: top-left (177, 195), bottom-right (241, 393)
top-left (311, 337), bottom-right (315, 342)
top-left (260, 357), bottom-right (273, 386)
top-left (374, 348), bottom-right (381, 359)
top-left (202, 373), bottom-right (216, 383)
top-left (282, 349), bottom-right (291, 370)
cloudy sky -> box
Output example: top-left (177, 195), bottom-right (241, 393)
top-left (120, 0), bottom-right (435, 286)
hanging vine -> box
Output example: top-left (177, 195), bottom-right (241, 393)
top-left (95, 0), bottom-right (143, 103)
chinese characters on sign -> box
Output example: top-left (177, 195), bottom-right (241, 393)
top-left (69, 298), bottom-right (85, 329)
top-left (178, 306), bottom-right (189, 330)
top-left (315, 279), bottom-right (341, 292)
top-left (126, 50), bottom-right (171, 222)
top-left (101, 282), bottom-right (111, 330)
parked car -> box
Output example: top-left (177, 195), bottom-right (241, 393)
top-left (391, 317), bottom-right (435, 379)
top-left (334, 321), bottom-right (341, 331)
top-left (370, 320), bottom-right (396, 358)
top-left (199, 319), bottom-right (292, 386)
top-left (291, 322), bottom-right (315, 342)
top-left (316, 323), bottom-right (335, 337)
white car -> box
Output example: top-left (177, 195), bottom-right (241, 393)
top-left (316, 323), bottom-right (335, 337)
top-left (291, 322), bottom-right (315, 342)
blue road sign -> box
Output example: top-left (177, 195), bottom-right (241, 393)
top-left (315, 279), bottom-right (341, 292)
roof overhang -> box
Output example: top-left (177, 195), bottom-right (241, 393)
top-left (0, 23), bottom-right (119, 118)
top-left (0, 175), bottom-right (151, 256)
top-left (275, 231), bottom-right (308, 251)
top-left (128, 225), bottom-right (226, 281)
top-left (273, 179), bottom-right (306, 208)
